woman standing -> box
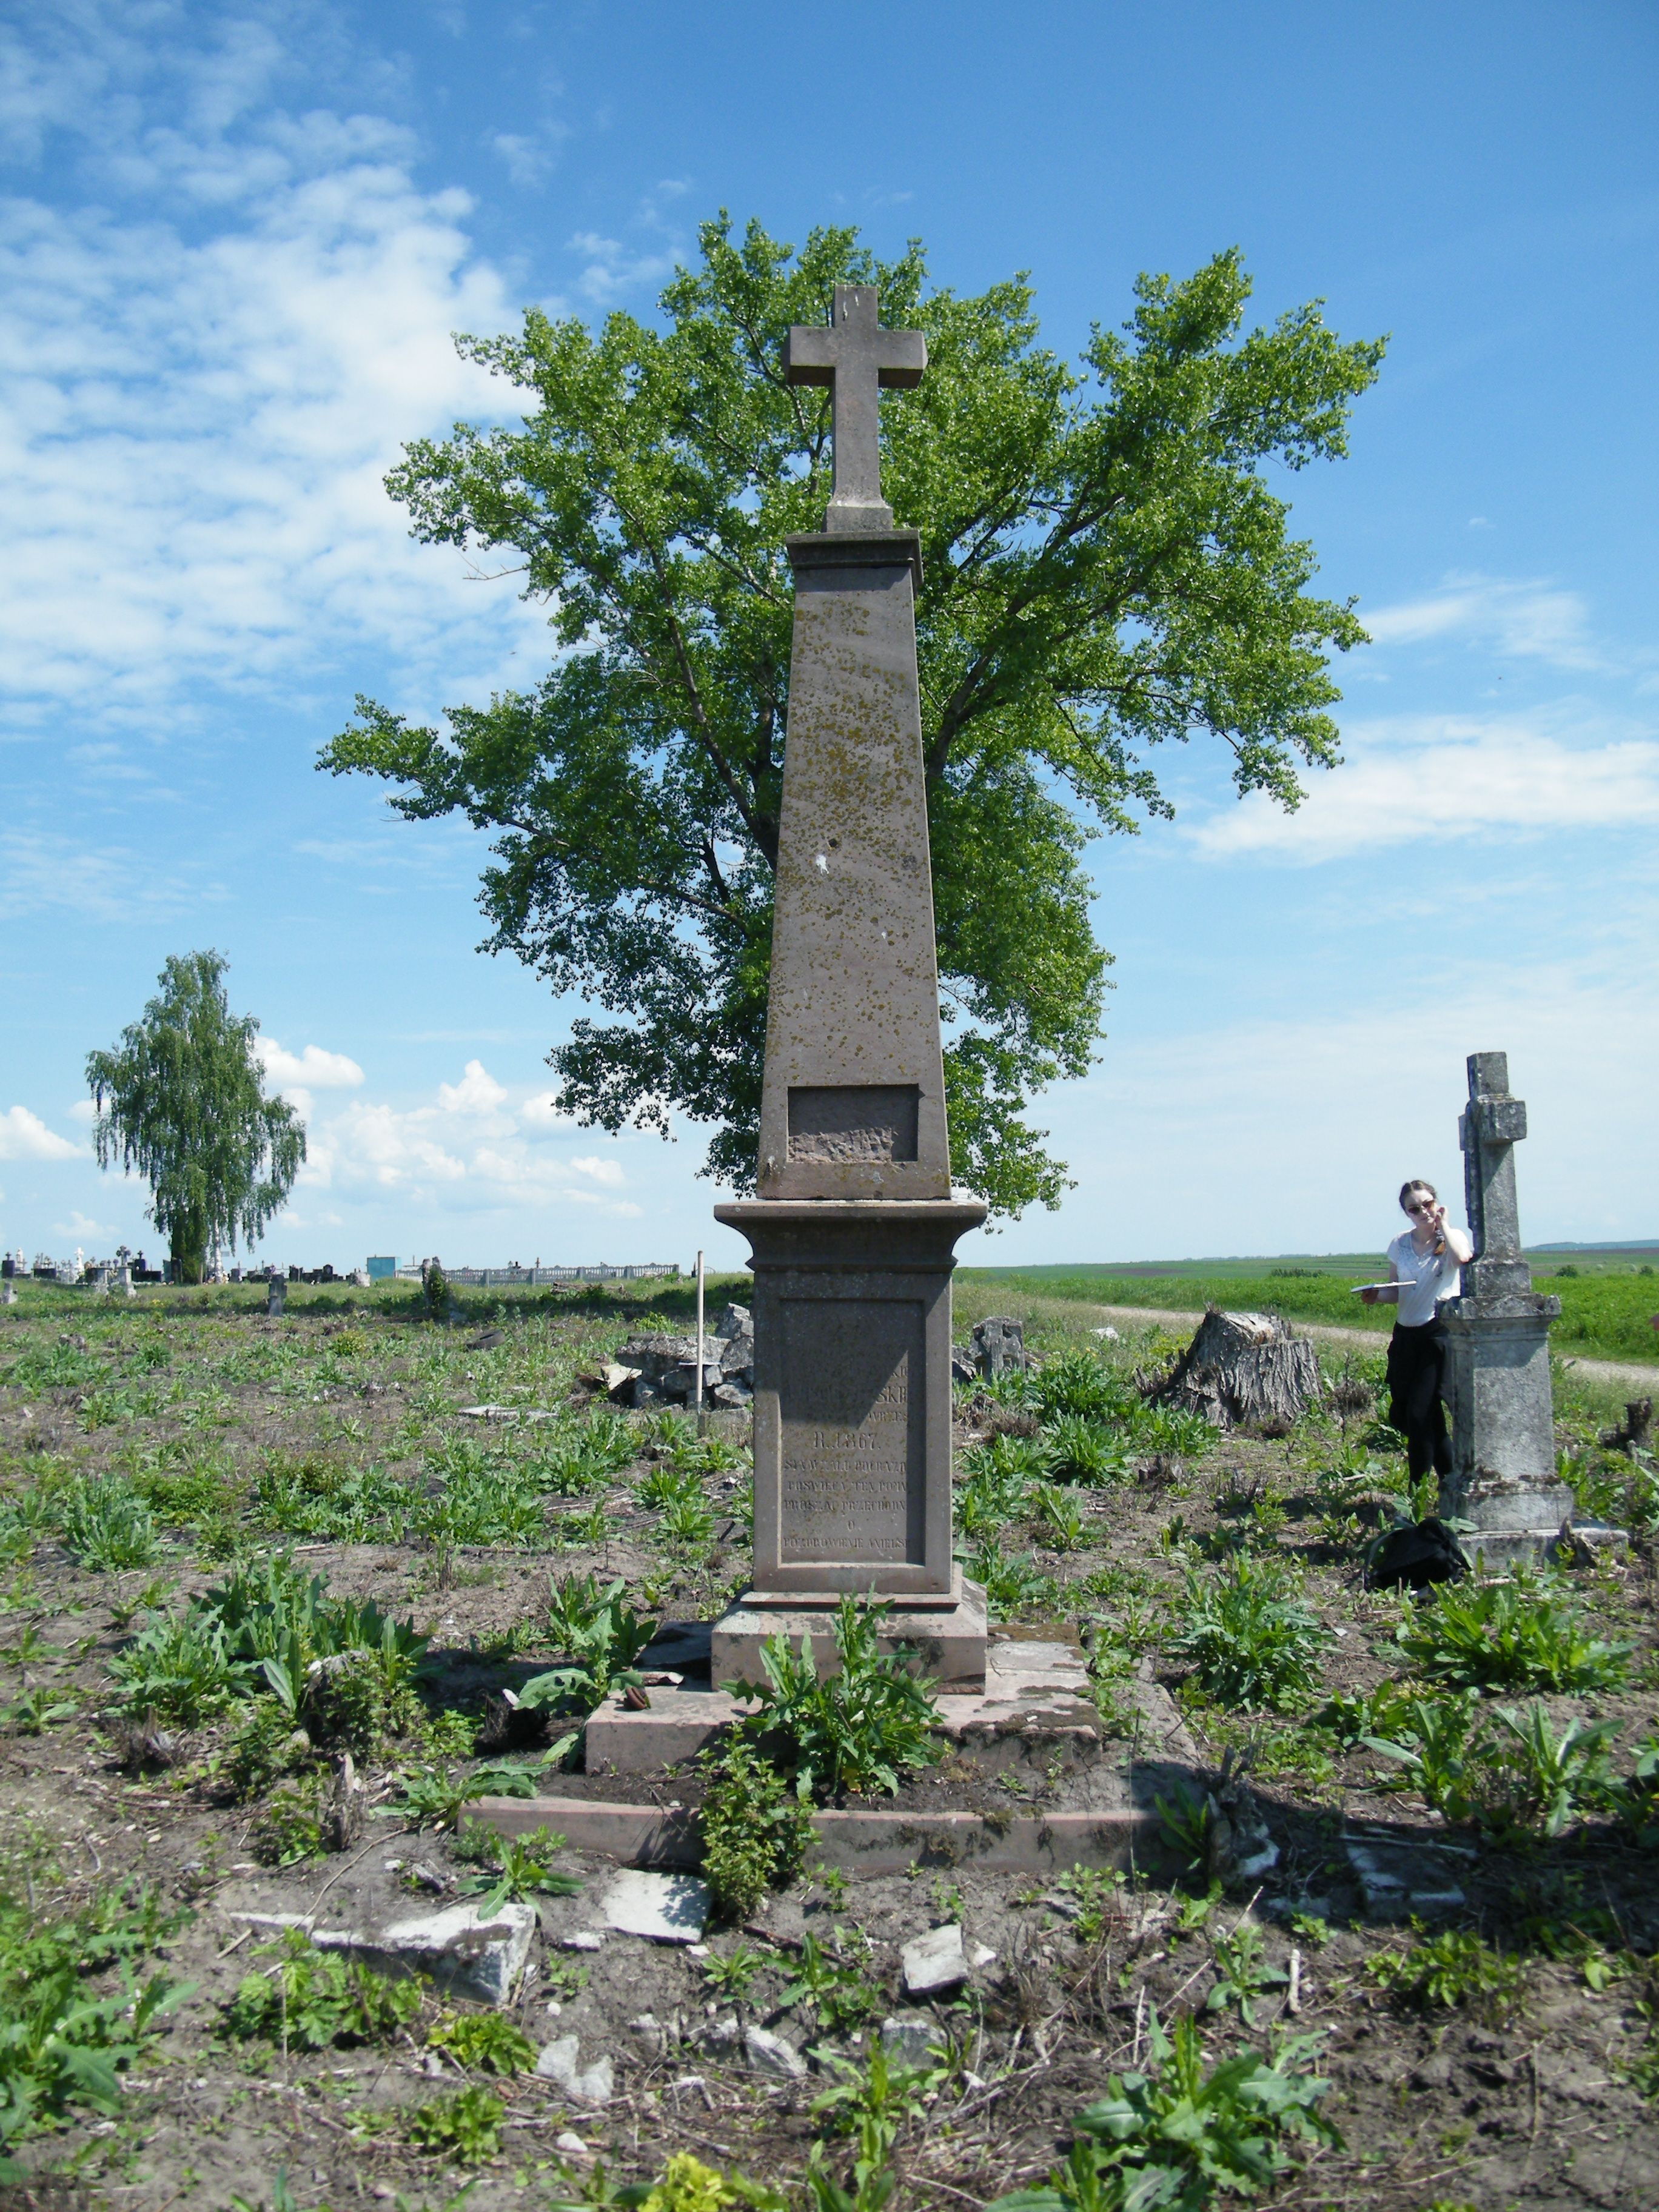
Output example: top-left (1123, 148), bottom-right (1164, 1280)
top-left (1360, 1181), bottom-right (1475, 1486)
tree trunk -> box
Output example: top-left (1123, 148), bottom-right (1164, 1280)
top-left (1152, 1307), bottom-right (1322, 1433)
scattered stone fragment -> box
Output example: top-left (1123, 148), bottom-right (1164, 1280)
top-left (743, 2025), bottom-right (806, 2079)
top-left (535, 2034), bottom-right (615, 2105)
top-left (601, 1868), bottom-right (709, 1943)
top-left (554, 2133), bottom-right (592, 2160)
top-left (563, 1929), bottom-right (605, 1952)
top-left (313, 1900), bottom-right (535, 2006)
top-left (702, 2014), bottom-right (741, 2054)
top-left (902, 1923), bottom-right (967, 1997)
top-left (968, 1943), bottom-right (997, 1969)
top-left (881, 2016), bottom-right (940, 2067)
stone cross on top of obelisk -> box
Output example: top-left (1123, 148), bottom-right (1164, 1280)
top-left (784, 286), bottom-right (925, 532)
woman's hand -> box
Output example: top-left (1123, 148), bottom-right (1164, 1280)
top-left (1360, 1286), bottom-right (1380, 1304)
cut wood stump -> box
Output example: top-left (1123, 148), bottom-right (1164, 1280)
top-left (1152, 1307), bottom-right (1322, 1433)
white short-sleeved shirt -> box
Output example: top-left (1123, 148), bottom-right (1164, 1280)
top-left (1387, 1230), bottom-right (1461, 1327)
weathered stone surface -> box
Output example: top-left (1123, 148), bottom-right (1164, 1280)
top-left (1441, 1051), bottom-right (1619, 1562)
top-left (714, 1573), bottom-right (988, 1692)
top-left (535, 2034), bottom-right (615, 2104)
top-left (711, 292), bottom-right (988, 1660)
top-left (600, 1868), bottom-right (709, 1943)
top-left (901, 1923), bottom-right (967, 1997)
top-left (881, 2016), bottom-right (942, 2067)
top-left (312, 1900), bottom-right (534, 2006)
top-left (970, 1316), bottom-right (1028, 1378)
top-left (743, 2024), bottom-right (806, 2078)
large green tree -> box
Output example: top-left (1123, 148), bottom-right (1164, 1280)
top-left (323, 216), bottom-right (1383, 1216)
top-left (86, 952), bottom-right (306, 1282)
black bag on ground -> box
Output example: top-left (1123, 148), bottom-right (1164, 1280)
top-left (1364, 1516), bottom-right (1470, 1593)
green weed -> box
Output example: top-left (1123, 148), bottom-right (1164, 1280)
top-left (426, 2009), bottom-right (537, 2075)
top-left (986, 2008), bottom-right (1339, 2211)
top-left (1365, 1925), bottom-right (1524, 2015)
top-left (457, 1825), bottom-right (581, 1913)
top-left (223, 1929), bottom-right (423, 2049)
top-left (1170, 1557), bottom-right (1329, 1711)
top-left (403, 2083), bottom-right (504, 2162)
top-left (699, 1736), bottom-right (814, 1922)
top-left (727, 1595), bottom-right (942, 1799)
top-left (58, 1476), bottom-right (161, 1570)
top-left (1397, 1566), bottom-right (1631, 1692)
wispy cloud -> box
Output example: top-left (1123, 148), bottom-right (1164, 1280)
top-left (0, 15), bottom-right (548, 741)
top-left (1362, 574), bottom-right (1603, 671)
top-left (1188, 710), bottom-right (1659, 861)
top-left (491, 129), bottom-right (565, 187)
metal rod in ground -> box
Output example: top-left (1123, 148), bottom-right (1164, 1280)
top-left (695, 1247), bottom-right (706, 1437)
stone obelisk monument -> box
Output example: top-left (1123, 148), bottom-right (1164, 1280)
top-left (711, 287), bottom-right (989, 1688)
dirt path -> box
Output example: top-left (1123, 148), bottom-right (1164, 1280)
top-left (1073, 1299), bottom-right (1659, 1392)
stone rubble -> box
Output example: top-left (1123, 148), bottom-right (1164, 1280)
top-left (535, 2033), bottom-right (615, 2105)
top-left (901, 1923), bottom-right (968, 1997)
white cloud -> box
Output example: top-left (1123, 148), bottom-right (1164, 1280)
top-left (293, 1061), bottom-right (636, 1215)
top-left (52, 1210), bottom-right (113, 1241)
top-left (1189, 711), bottom-right (1659, 861)
top-left (491, 130), bottom-right (564, 187)
top-left (569, 1155), bottom-right (626, 1187)
top-left (0, 24), bottom-right (550, 739)
top-left (0, 1105), bottom-right (82, 1161)
top-left (256, 1039), bottom-right (366, 1091)
top-left (520, 1091), bottom-right (573, 1128)
top-left (1362, 574), bottom-right (1603, 671)
top-left (438, 1059), bottom-right (510, 1117)
top-left (567, 228), bottom-right (676, 305)
top-left (67, 1099), bottom-right (96, 1124)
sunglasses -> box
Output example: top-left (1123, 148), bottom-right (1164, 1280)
top-left (1406, 1201), bottom-right (1436, 1216)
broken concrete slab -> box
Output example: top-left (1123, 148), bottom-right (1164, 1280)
top-left (535, 2034), bottom-right (615, 2105)
top-left (312, 1900), bottom-right (535, 2006)
top-left (1344, 1826), bottom-right (1472, 1917)
top-left (600, 1866), bottom-right (709, 1943)
top-left (881, 2016), bottom-right (943, 2067)
top-left (902, 1922), bottom-right (967, 1997)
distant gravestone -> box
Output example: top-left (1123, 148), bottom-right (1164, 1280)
top-left (1, 1281), bottom-right (15, 1307)
top-left (712, 287), bottom-right (988, 1689)
top-left (267, 1276), bottom-right (286, 1317)
top-left (970, 1316), bottom-right (1028, 1379)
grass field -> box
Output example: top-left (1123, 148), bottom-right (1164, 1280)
top-left (961, 1255), bottom-right (1659, 1365)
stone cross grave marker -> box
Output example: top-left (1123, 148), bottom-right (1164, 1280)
top-left (713, 287), bottom-right (988, 1688)
top-left (1441, 1050), bottom-right (1620, 1562)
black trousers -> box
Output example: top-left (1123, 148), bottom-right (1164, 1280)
top-left (1387, 1318), bottom-right (1452, 1482)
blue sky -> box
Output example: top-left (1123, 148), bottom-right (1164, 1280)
top-left (3, 0), bottom-right (1657, 1273)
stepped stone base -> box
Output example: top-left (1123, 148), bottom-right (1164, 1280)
top-left (711, 1572), bottom-right (988, 1692)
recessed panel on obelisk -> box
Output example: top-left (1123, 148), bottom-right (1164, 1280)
top-left (711, 286), bottom-right (987, 1687)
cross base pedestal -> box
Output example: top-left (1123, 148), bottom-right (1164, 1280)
top-left (711, 1572), bottom-right (989, 1694)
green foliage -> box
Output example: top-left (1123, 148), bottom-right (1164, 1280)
top-left (1030, 1481), bottom-right (1088, 1552)
top-left (962, 1537), bottom-right (1059, 1623)
top-left (224, 1698), bottom-right (313, 1800)
top-left (726, 1595), bottom-right (942, 1799)
top-left (403, 2083), bottom-right (504, 2162)
top-left (780, 1930), bottom-right (883, 2039)
top-left (0, 1872), bottom-right (190, 2166)
top-left (1169, 1557), bottom-right (1329, 1711)
top-left (1396, 1566), bottom-right (1631, 1693)
top-left (1469, 1703), bottom-right (1621, 1840)
top-left (85, 950), bottom-right (306, 1281)
top-left (1043, 1414), bottom-right (1132, 1484)
top-left (1364, 1925), bottom-right (1524, 2014)
top-left (426, 2009), bottom-right (537, 2075)
top-left (322, 218), bottom-right (1381, 1218)
top-left (107, 1603), bottom-right (242, 1726)
top-left (697, 1736), bottom-right (815, 1923)
top-left (458, 1825), bottom-right (581, 1913)
top-left (384, 1764), bottom-right (489, 1833)
top-left (700, 1942), bottom-right (768, 2000)
top-left (987, 2008), bottom-right (1339, 2212)
top-left (57, 1476), bottom-right (161, 1570)
top-left (223, 1930), bottom-right (423, 2048)
top-left (520, 1574), bottom-right (660, 1716)
top-left (1205, 1922), bottom-right (1289, 2026)
top-left (811, 2037), bottom-right (941, 2139)
top-left (251, 1778), bottom-right (324, 1867)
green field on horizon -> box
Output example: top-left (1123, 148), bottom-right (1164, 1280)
top-left (959, 1251), bottom-right (1659, 1365)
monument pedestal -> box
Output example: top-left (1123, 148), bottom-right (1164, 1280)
top-left (712, 1196), bottom-right (989, 1689)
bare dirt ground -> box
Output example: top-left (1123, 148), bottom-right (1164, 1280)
top-left (2, 1278), bottom-right (1659, 2212)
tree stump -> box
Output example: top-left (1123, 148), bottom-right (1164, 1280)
top-left (1152, 1307), bottom-right (1322, 1433)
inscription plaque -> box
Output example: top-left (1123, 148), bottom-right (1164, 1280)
top-left (787, 1084), bottom-right (920, 1164)
top-left (779, 1296), bottom-right (925, 1566)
